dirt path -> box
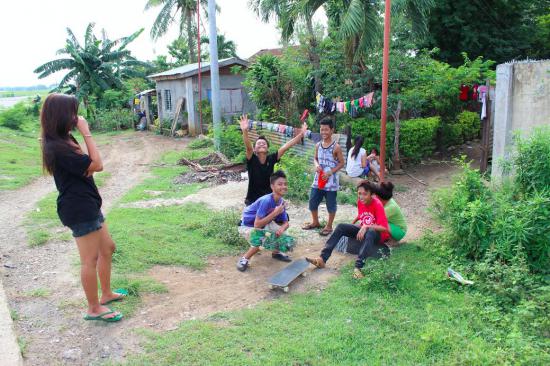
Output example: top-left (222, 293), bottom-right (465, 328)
top-left (0, 131), bottom-right (467, 364)
top-left (123, 161), bottom-right (460, 331)
top-left (0, 132), bottom-right (186, 366)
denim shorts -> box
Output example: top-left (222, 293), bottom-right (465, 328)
top-left (309, 188), bottom-right (337, 213)
top-left (69, 212), bottom-right (105, 238)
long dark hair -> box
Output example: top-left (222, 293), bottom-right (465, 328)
top-left (40, 94), bottom-right (80, 174)
top-left (351, 136), bottom-right (364, 159)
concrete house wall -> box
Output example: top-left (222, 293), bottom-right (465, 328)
top-left (492, 60), bottom-right (550, 179)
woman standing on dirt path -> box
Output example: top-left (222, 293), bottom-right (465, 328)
top-left (40, 94), bottom-right (126, 323)
top-left (240, 114), bottom-right (307, 206)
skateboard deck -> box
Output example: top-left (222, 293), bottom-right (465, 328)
top-left (268, 258), bottom-right (310, 292)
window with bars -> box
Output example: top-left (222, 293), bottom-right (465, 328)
top-left (164, 90), bottom-right (172, 111)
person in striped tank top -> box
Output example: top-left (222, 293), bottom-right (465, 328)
top-left (302, 118), bottom-right (345, 236)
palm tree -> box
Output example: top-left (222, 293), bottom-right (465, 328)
top-left (145, 0), bottom-right (209, 63)
top-left (249, 0), bottom-right (434, 89)
top-left (249, 0), bottom-right (325, 94)
top-left (200, 34), bottom-right (238, 59)
top-left (34, 23), bottom-right (146, 116)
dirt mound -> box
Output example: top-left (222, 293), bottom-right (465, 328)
top-left (173, 170), bottom-right (245, 185)
top-left (178, 152), bottom-right (232, 169)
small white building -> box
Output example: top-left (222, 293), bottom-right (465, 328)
top-left (148, 57), bottom-right (256, 135)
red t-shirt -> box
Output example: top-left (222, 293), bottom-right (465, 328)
top-left (356, 196), bottom-right (390, 242)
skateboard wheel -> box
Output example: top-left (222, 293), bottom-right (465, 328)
top-left (301, 272), bottom-right (308, 277)
top-left (283, 286), bottom-right (289, 293)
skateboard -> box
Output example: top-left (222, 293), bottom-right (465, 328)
top-left (268, 258), bottom-right (310, 292)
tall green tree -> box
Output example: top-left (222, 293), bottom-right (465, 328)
top-left (421, 0), bottom-right (549, 65)
top-left (250, 0), bottom-right (324, 94)
top-left (145, 0), bottom-right (208, 63)
top-left (34, 23), bottom-right (146, 116)
top-left (200, 34), bottom-right (238, 59)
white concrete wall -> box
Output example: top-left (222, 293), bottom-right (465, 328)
top-left (492, 60), bottom-right (550, 179)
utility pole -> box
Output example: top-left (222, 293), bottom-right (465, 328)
top-left (379, 0), bottom-right (392, 182)
top-left (208, 0), bottom-right (221, 150)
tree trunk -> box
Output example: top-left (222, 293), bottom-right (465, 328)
top-left (305, 16), bottom-right (322, 94)
top-left (392, 100), bottom-right (402, 172)
top-left (186, 9), bottom-right (197, 63)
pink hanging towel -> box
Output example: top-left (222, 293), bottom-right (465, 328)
top-left (359, 97), bottom-right (364, 108)
top-left (278, 124), bottom-right (286, 134)
top-left (364, 92), bottom-right (374, 108)
top-left (337, 102), bottom-right (344, 113)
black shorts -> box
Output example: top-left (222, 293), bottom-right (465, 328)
top-left (68, 212), bottom-right (105, 238)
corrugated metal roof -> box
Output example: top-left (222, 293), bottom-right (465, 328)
top-left (148, 57), bottom-right (248, 80)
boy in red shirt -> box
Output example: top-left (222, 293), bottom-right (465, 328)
top-left (306, 181), bottom-right (389, 278)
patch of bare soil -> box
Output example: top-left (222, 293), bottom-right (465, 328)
top-left (0, 132), bottom-right (188, 365)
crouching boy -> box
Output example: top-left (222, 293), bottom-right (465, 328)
top-left (237, 170), bottom-right (296, 272)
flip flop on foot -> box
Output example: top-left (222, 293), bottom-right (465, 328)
top-left (302, 222), bottom-right (321, 230)
top-left (100, 289), bottom-right (128, 305)
top-left (319, 228), bottom-right (333, 236)
top-left (84, 310), bottom-right (123, 323)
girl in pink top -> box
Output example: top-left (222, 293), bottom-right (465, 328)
top-left (307, 181), bottom-right (389, 278)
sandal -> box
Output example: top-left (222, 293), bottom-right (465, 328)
top-left (319, 228), bottom-right (333, 236)
top-left (84, 310), bottom-right (123, 322)
top-left (100, 289), bottom-right (128, 305)
top-left (302, 222), bottom-right (321, 230)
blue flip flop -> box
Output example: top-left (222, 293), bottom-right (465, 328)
top-left (100, 289), bottom-right (128, 305)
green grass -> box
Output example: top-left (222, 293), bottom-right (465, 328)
top-left (0, 89), bottom-right (49, 98)
top-left (23, 288), bottom-right (51, 298)
top-left (0, 125), bottom-right (42, 190)
top-left (119, 243), bottom-right (549, 366)
top-left (119, 147), bottom-right (213, 203)
top-left (108, 204), bottom-right (241, 273)
top-left (0, 119), bottom-right (126, 191)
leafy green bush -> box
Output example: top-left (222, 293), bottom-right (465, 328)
top-left (440, 122), bottom-right (464, 147)
top-left (92, 108), bottom-right (134, 131)
top-left (432, 158), bottom-right (550, 273)
top-left (188, 136), bottom-right (213, 149)
top-left (351, 116), bottom-right (441, 162)
top-left (275, 152), bottom-right (313, 202)
top-left (183, 209), bottom-right (247, 248)
top-left (217, 124), bottom-right (246, 162)
top-left (0, 103), bottom-right (34, 130)
top-left (456, 110), bottom-right (480, 141)
top-left (514, 128), bottom-right (550, 193)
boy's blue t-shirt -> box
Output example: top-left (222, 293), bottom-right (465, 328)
top-left (242, 193), bottom-right (288, 228)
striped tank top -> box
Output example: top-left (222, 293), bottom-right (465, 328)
top-left (312, 140), bottom-right (340, 191)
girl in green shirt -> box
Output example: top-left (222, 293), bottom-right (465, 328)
top-left (376, 182), bottom-right (407, 241)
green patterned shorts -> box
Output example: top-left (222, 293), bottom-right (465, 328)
top-left (248, 229), bottom-right (296, 252)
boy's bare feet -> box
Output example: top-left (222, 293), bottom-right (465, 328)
top-left (306, 257), bottom-right (326, 268)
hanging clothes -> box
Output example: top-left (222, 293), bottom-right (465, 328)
top-left (472, 84), bottom-right (479, 101)
top-left (337, 102), bottom-right (344, 113)
top-left (286, 126), bottom-right (293, 137)
top-left (364, 92), bottom-right (374, 108)
top-left (344, 101), bottom-right (351, 113)
top-left (359, 97), bottom-right (365, 108)
top-left (278, 124), bottom-right (286, 134)
top-left (459, 84), bottom-right (469, 101)
top-left (310, 132), bottom-right (322, 143)
top-left (305, 130), bottom-right (312, 139)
